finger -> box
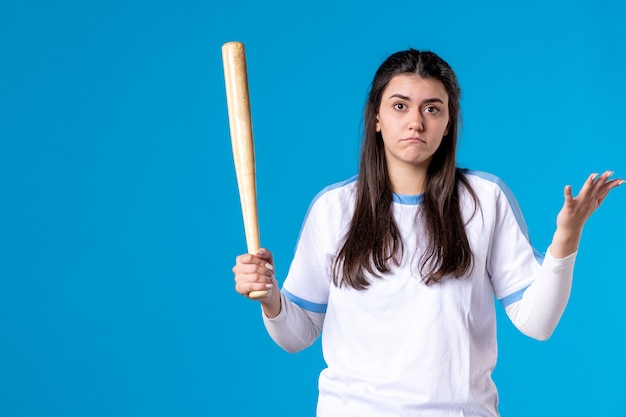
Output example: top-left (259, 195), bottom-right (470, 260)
top-left (234, 257), bottom-right (275, 278)
top-left (233, 249), bottom-right (276, 298)
top-left (563, 184), bottom-right (574, 203)
top-left (575, 172), bottom-right (599, 198)
top-left (586, 171), bottom-right (620, 199)
top-left (599, 170), bottom-right (614, 181)
top-left (234, 253), bottom-right (273, 272)
top-left (235, 275), bottom-right (273, 292)
top-left (255, 248), bottom-right (274, 266)
top-left (233, 263), bottom-right (273, 279)
top-left (236, 280), bottom-right (276, 298)
top-left (577, 171), bottom-right (617, 199)
top-left (233, 271), bottom-right (274, 301)
top-left (594, 177), bottom-right (624, 206)
top-left (252, 248), bottom-right (276, 278)
top-left (611, 178), bottom-right (626, 188)
top-left (591, 170), bottom-right (614, 190)
top-left (237, 255), bottom-right (273, 272)
top-left (235, 252), bottom-right (262, 265)
top-left (575, 171), bottom-right (607, 204)
top-left (596, 173), bottom-right (624, 190)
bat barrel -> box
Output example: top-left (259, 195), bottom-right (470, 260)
top-left (222, 41), bottom-right (260, 254)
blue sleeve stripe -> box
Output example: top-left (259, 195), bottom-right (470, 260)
top-left (499, 285), bottom-right (529, 307)
top-left (283, 289), bottom-right (328, 313)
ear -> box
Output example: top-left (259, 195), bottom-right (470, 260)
top-left (376, 115), bottom-right (381, 132)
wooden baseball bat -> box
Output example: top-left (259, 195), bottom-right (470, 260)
top-left (222, 41), bottom-right (268, 299)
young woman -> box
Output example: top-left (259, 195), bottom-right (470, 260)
top-left (232, 49), bottom-right (622, 416)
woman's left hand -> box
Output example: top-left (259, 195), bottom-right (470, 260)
top-left (551, 170), bottom-right (623, 258)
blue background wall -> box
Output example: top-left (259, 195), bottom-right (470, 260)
top-left (1, 0), bottom-right (624, 416)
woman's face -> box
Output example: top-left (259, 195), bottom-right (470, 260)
top-left (376, 73), bottom-right (450, 175)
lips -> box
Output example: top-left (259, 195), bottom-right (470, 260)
top-left (403, 137), bottom-right (426, 143)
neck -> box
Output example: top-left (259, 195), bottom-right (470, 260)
top-left (388, 163), bottom-right (428, 195)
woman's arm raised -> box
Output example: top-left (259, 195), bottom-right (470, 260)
top-left (506, 170), bottom-right (623, 340)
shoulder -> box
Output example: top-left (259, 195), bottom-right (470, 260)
top-left (460, 169), bottom-right (512, 195)
top-left (309, 175), bottom-right (358, 208)
top-left (301, 175), bottom-right (358, 224)
top-left (459, 169), bottom-right (523, 210)
top-left (460, 168), bottom-right (530, 233)
top-left (459, 168), bottom-right (523, 205)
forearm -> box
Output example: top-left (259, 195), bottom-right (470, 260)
top-left (262, 291), bottom-right (324, 353)
top-left (505, 247), bottom-right (577, 341)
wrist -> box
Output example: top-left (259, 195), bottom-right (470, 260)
top-left (261, 289), bottom-right (282, 319)
top-left (550, 227), bottom-right (582, 259)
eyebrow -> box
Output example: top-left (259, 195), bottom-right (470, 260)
top-left (388, 94), bottom-right (445, 105)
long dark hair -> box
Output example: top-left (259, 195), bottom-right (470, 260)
top-left (332, 49), bottom-right (478, 289)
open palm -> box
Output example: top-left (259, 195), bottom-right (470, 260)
top-left (557, 170), bottom-right (623, 233)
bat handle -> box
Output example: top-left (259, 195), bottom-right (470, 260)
top-left (248, 256), bottom-right (269, 299)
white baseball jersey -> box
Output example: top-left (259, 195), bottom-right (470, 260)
top-left (271, 170), bottom-right (572, 417)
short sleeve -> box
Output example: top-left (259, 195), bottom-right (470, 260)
top-left (282, 180), bottom-right (356, 313)
top-left (484, 177), bottom-right (544, 305)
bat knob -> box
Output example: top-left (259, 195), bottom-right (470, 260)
top-left (248, 290), bottom-right (269, 299)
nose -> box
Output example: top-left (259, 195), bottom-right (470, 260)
top-left (409, 110), bottom-right (424, 132)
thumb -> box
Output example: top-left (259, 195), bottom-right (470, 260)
top-left (563, 184), bottom-right (573, 203)
top-left (255, 248), bottom-right (273, 263)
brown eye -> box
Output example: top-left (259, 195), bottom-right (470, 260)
top-left (394, 103), bottom-right (407, 111)
top-left (424, 106), bottom-right (439, 113)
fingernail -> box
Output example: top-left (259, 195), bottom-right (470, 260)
top-left (265, 263), bottom-right (274, 271)
top-left (265, 283), bottom-right (274, 289)
top-left (257, 249), bottom-right (265, 255)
